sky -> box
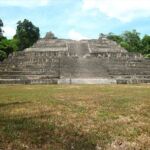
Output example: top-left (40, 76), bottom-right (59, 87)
top-left (0, 0), bottom-right (150, 40)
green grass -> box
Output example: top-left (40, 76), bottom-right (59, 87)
top-left (0, 84), bottom-right (150, 150)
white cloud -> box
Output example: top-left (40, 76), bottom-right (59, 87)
top-left (2, 26), bottom-right (16, 38)
top-left (82, 0), bottom-right (150, 22)
top-left (0, 0), bottom-right (49, 8)
top-left (68, 30), bottom-right (89, 40)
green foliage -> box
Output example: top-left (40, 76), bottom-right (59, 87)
top-left (0, 50), bottom-right (7, 61)
top-left (120, 41), bottom-right (130, 50)
top-left (15, 19), bottom-right (40, 51)
top-left (9, 39), bottom-right (18, 52)
top-left (107, 33), bottom-right (123, 43)
top-left (142, 35), bottom-right (150, 54)
top-left (121, 30), bottom-right (142, 52)
top-left (144, 54), bottom-right (150, 59)
top-left (0, 36), bottom-right (6, 42)
top-left (0, 19), bottom-right (40, 51)
top-left (0, 19), bottom-right (3, 26)
top-left (107, 30), bottom-right (150, 55)
top-left (0, 19), bottom-right (40, 61)
top-left (0, 18), bottom-right (3, 37)
top-left (0, 39), bottom-right (16, 55)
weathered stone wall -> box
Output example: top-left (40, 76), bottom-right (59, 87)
top-left (88, 38), bottom-right (127, 53)
top-left (90, 52), bottom-right (143, 60)
top-left (0, 51), bottom-right (60, 83)
top-left (32, 39), bottom-right (67, 48)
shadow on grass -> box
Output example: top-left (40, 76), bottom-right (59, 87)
top-left (0, 105), bottom-right (97, 150)
top-left (0, 101), bottom-right (31, 108)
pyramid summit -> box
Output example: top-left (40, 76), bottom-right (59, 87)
top-left (0, 34), bottom-right (150, 84)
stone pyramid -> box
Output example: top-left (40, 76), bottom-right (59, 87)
top-left (0, 34), bottom-right (150, 84)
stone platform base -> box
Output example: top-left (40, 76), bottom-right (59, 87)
top-left (0, 78), bottom-right (150, 84)
top-left (58, 78), bottom-right (150, 84)
top-left (58, 78), bottom-right (117, 84)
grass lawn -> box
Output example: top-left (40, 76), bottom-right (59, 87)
top-left (0, 84), bottom-right (150, 150)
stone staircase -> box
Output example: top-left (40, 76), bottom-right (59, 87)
top-left (67, 41), bottom-right (89, 57)
top-left (60, 57), bottom-right (108, 78)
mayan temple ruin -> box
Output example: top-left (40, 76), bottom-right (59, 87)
top-left (0, 33), bottom-right (150, 84)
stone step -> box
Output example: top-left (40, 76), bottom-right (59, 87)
top-left (108, 70), bottom-right (150, 75)
top-left (0, 79), bottom-right (58, 84)
top-left (116, 78), bottom-right (150, 84)
top-left (0, 71), bottom-right (59, 76)
top-left (68, 42), bottom-right (89, 56)
top-left (113, 75), bottom-right (150, 79)
top-left (0, 75), bottom-right (58, 79)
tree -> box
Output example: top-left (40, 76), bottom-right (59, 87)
top-left (0, 19), bottom-right (4, 40)
top-left (15, 19), bottom-right (40, 50)
top-left (0, 20), bottom-right (18, 61)
top-left (107, 30), bottom-right (144, 53)
top-left (0, 39), bottom-right (15, 55)
top-left (44, 31), bottom-right (57, 39)
top-left (0, 50), bottom-right (7, 61)
top-left (121, 30), bottom-right (142, 53)
top-left (107, 33), bottom-right (123, 44)
top-left (142, 35), bottom-right (150, 54)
